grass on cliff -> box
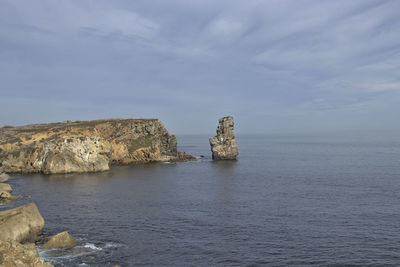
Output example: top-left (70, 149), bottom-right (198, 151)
top-left (10, 150), bottom-right (21, 158)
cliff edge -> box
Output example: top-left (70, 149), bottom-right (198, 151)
top-left (0, 118), bottom-right (194, 174)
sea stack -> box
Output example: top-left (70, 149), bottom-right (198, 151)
top-left (209, 116), bottom-right (238, 160)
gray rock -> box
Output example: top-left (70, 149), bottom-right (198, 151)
top-left (0, 172), bottom-right (9, 182)
top-left (209, 116), bottom-right (238, 160)
top-left (42, 136), bottom-right (111, 174)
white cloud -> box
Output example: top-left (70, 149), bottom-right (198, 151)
top-left (0, 0), bottom-right (399, 132)
top-left (3, 0), bottom-right (159, 39)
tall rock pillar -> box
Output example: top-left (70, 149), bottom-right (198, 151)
top-left (209, 116), bottom-right (238, 160)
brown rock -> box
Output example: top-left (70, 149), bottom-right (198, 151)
top-left (41, 231), bottom-right (78, 249)
top-left (0, 118), bottom-right (194, 174)
top-left (209, 116), bottom-right (238, 160)
top-left (0, 203), bottom-right (45, 243)
top-left (0, 240), bottom-right (53, 267)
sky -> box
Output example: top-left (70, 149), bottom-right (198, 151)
top-left (0, 0), bottom-right (399, 135)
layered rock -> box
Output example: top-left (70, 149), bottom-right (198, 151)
top-left (0, 203), bottom-right (45, 243)
top-left (209, 116), bottom-right (238, 160)
top-left (0, 118), bottom-right (194, 174)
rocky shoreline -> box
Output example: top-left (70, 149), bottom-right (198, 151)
top-left (0, 173), bottom-right (54, 266)
top-left (0, 116), bottom-right (238, 265)
top-left (0, 118), bottom-right (195, 174)
top-left (0, 173), bottom-right (110, 266)
top-left (0, 118), bottom-right (196, 265)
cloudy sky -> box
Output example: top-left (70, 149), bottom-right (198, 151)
top-left (0, 0), bottom-right (399, 134)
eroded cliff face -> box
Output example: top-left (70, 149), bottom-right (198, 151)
top-left (0, 118), bottom-right (194, 174)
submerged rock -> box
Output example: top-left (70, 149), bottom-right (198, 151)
top-left (172, 152), bottom-right (196, 162)
top-left (41, 231), bottom-right (78, 249)
top-left (0, 203), bottom-right (45, 243)
top-left (209, 116), bottom-right (238, 160)
top-left (0, 172), bottom-right (9, 182)
top-left (0, 240), bottom-right (54, 267)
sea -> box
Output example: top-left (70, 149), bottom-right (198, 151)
top-left (2, 133), bottom-right (400, 266)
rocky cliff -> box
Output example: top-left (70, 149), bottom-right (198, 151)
top-left (0, 118), bottom-right (194, 174)
top-left (209, 116), bottom-right (238, 160)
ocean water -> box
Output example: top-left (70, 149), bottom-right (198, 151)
top-left (2, 134), bottom-right (400, 266)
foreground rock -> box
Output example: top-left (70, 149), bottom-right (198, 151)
top-left (0, 172), bottom-right (9, 182)
top-left (0, 203), bottom-right (44, 243)
top-left (41, 231), bottom-right (78, 249)
top-left (0, 183), bottom-right (12, 193)
top-left (0, 240), bottom-right (54, 267)
top-left (0, 118), bottom-right (194, 174)
top-left (209, 116), bottom-right (238, 160)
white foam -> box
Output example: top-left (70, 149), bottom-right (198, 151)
top-left (104, 242), bottom-right (121, 248)
top-left (83, 243), bottom-right (102, 251)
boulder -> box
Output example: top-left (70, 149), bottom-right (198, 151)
top-left (0, 191), bottom-right (12, 199)
top-left (41, 231), bottom-right (78, 249)
top-left (0, 173), bottom-right (9, 182)
top-left (0, 203), bottom-right (45, 243)
top-left (0, 183), bottom-right (12, 193)
top-left (209, 116), bottom-right (238, 160)
top-left (0, 240), bottom-right (53, 267)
